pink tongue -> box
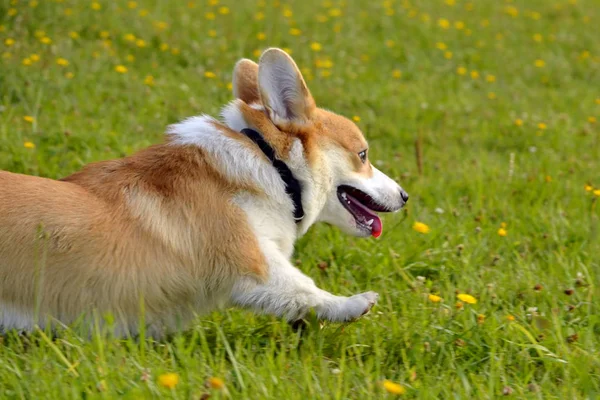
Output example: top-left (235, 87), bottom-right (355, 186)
top-left (346, 194), bottom-right (383, 238)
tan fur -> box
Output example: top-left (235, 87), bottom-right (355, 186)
top-left (0, 142), bottom-right (266, 332)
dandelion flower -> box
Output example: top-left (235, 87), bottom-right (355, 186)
top-left (428, 294), bottom-right (442, 303)
top-left (4, 38), bottom-right (15, 46)
top-left (204, 71), bottom-right (216, 78)
top-left (218, 6), bottom-right (230, 14)
top-left (533, 33), bottom-right (543, 42)
top-left (22, 58), bottom-right (32, 66)
top-left (8, 8), bottom-right (18, 16)
top-left (128, 1), bottom-right (137, 8)
top-left (594, 189), bottom-right (600, 197)
top-left (470, 70), bottom-right (480, 79)
top-left (596, 98), bottom-right (600, 105)
top-left (457, 293), bottom-right (477, 304)
top-left (136, 39), bottom-right (146, 47)
top-left (205, 11), bottom-right (216, 20)
top-left (545, 175), bottom-right (552, 182)
top-left (457, 66), bottom-right (467, 75)
top-left (486, 74), bottom-right (496, 82)
top-left (385, 40), bottom-right (395, 48)
top-left (506, 315), bottom-right (515, 321)
top-left (497, 228), bottom-right (507, 236)
top-left (158, 373), bottom-right (179, 389)
top-left (69, 31), bottom-right (79, 39)
top-left (436, 42), bottom-right (447, 50)
top-left (30, 54), bottom-right (40, 62)
top-left (124, 33), bottom-right (136, 42)
top-left (310, 42), bottom-right (322, 52)
top-left (352, 116), bottom-right (361, 122)
top-left (144, 75), bottom-right (154, 86)
top-left (256, 32), bottom-right (266, 41)
top-left (488, 92), bottom-right (497, 100)
top-left (534, 59), bottom-right (545, 68)
top-left (91, 2), bottom-right (101, 10)
top-left (454, 21), bottom-right (465, 29)
top-left (382, 380), bottom-right (406, 395)
top-left (437, 18), bottom-right (450, 28)
top-left (515, 118), bottom-right (523, 126)
top-left (538, 122), bottom-right (547, 130)
top-left (412, 222), bottom-right (430, 234)
top-left (115, 65), bottom-right (128, 74)
top-left (444, 51), bottom-right (453, 59)
top-left (208, 29), bottom-right (217, 37)
top-left (207, 377), bottom-right (225, 389)
top-left (588, 116), bottom-right (596, 123)
top-left (24, 141), bottom-right (35, 149)
top-left (40, 37), bottom-right (52, 44)
top-left (455, 301), bottom-right (464, 309)
top-left (65, 72), bottom-right (74, 79)
top-left (289, 28), bottom-right (301, 36)
top-left (477, 314), bottom-right (486, 324)
top-left (392, 69), bottom-right (402, 79)
top-left (56, 58), bottom-right (69, 66)
top-left (329, 8), bottom-right (342, 17)
top-left (23, 116), bottom-right (35, 123)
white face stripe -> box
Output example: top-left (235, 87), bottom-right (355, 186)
top-left (167, 115), bottom-right (290, 207)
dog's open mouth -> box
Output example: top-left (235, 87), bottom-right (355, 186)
top-left (337, 185), bottom-right (391, 238)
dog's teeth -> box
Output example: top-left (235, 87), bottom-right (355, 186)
top-left (366, 219), bottom-right (374, 226)
top-left (341, 192), bottom-right (347, 200)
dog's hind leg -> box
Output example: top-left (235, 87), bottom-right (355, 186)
top-left (229, 243), bottom-right (378, 322)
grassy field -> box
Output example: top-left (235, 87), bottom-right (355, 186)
top-left (1, 0), bottom-right (600, 398)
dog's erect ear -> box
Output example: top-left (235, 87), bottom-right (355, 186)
top-left (233, 59), bottom-right (260, 104)
top-left (258, 48), bottom-right (315, 125)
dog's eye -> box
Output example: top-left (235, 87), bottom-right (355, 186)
top-left (358, 150), bottom-right (368, 163)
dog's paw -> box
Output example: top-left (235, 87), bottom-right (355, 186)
top-left (339, 291), bottom-right (379, 321)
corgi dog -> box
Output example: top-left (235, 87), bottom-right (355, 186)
top-left (0, 48), bottom-right (408, 337)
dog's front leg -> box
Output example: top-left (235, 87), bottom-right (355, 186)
top-left (230, 244), bottom-right (378, 322)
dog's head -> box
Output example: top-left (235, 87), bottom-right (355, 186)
top-left (229, 48), bottom-right (408, 238)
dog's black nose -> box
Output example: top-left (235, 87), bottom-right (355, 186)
top-left (400, 190), bottom-right (409, 203)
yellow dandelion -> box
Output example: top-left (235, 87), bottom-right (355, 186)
top-left (595, 98), bottom-right (600, 105)
top-left (392, 69), bottom-right (402, 79)
top-left (534, 59), bottom-right (545, 68)
top-left (538, 122), bottom-right (547, 130)
top-left (69, 31), bottom-right (79, 39)
top-left (24, 141), bottom-right (35, 149)
top-left (436, 42), bottom-right (447, 50)
top-left (204, 71), bottom-right (216, 78)
top-left (40, 37), bottom-right (52, 44)
top-left (160, 43), bottom-right (169, 51)
top-left (352, 115), bottom-right (361, 122)
top-left (64, 8), bottom-right (73, 15)
top-left (385, 40), bottom-right (395, 48)
top-left (154, 21), bottom-right (168, 30)
top-left (477, 314), bottom-right (486, 324)
top-left (218, 6), bottom-right (230, 14)
top-left (56, 58), bottom-right (69, 66)
top-left (445, 0), bottom-right (455, 5)
top-left (486, 74), bottom-right (496, 83)
top-left (115, 65), bottom-right (128, 74)
top-left (506, 315), bottom-right (515, 321)
top-left (438, 18), bottom-right (450, 29)
top-left (533, 33), bottom-right (543, 42)
top-left (584, 184), bottom-right (593, 192)
top-left (515, 118), bottom-right (523, 126)
top-left (144, 75), bottom-right (154, 86)
top-left (100, 31), bottom-right (110, 39)
top-left (207, 377), bottom-right (225, 389)
top-left (594, 189), bottom-right (600, 197)
top-left (457, 294), bottom-right (477, 304)
top-left (208, 0), bottom-right (219, 5)
top-left (470, 70), bottom-right (480, 79)
top-left (0, 25), bottom-right (5, 33)
top-left (255, 11), bottom-right (265, 20)
top-left (329, 7), bottom-right (342, 17)
top-left (487, 92), bottom-right (497, 100)
top-left (588, 116), bottom-right (596, 123)
top-left (320, 70), bottom-right (332, 78)
top-left (139, 9), bottom-right (149, 16)
top-left (497, 228), bottom-right (507, 236)
top-left (382, 380), bottom-right (406, 395)
top-left (34, 30), bottom-right (45, 38)
top-left (126, 54), bottom-right (135, 62)
top-left (30, 54), bottom-right (40, 62)
top-left (91, 2), bottom-right (101, 10)
top-left (505, 6), bottom-right (518, 17)
top-left (23, 116), bottom-right (35, 123)
top-left (124, 33), bottom-right (136, 42)
top-left (457, 66), bottom-right (467, 75)
top-left (282, 47), bottom-right (292, 55)
top-left (65, 72), bottom-right (74, 79)
top-left (22, 58), bottom-right (32, 66)
top-left (8, 8), bottom-right (18, 16)
top-left (428, 294), bottom-right (443, 303)
top-left (454, 21), bottom-right (465, 30)
top-left (205, 11), bottom-right (216, 20)
top-left (208, 29), bottom-right (217, 37)
top-left (310, 42), bottom-right (322, 52)
top-left (135, 39), bottom-right (146, 47)
top-left (316, 14), bottom-right (329, 23)
top-left (455, 301), bottom-right (464, 310)
top-left (5, 38), bottom-right (15, 46)
top-left (257, 32), bottom-right (266, 41)
top-left (444, 51), bottom-right (453, 59)
top-left (500, 222), bottom-right (507, 228)
top-left (289, 28), bottom-right (301, 36)
top-left (127, 1), bottom-right (137, 8)
top-left (158, 373), bottom-right (179, 389)
top-left (171, 48), bottom-right (180, 55)
top-left (226, 82), bottom-right (233, 90)
top-left (412, 222), bottom-right (430, 234)
top-left (545, 175), bottom-right (552, 182)
top-left (282, 8), bottom-right (293, 18)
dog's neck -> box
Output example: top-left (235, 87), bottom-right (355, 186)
top-left (220, 100), bottom-right (332, 238)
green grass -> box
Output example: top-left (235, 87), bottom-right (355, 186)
top-left (1, 0), bottom-right (600, 398)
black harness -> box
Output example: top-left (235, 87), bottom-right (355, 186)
top-left (240, 128), bottom-right (305, 223)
